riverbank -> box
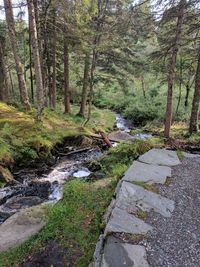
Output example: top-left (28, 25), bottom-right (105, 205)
top-left (0, 140), bottom-right (152, 266)
top-left (0, 103), bottom-right (115, 182)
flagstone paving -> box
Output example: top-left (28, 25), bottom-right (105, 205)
top-left (90, 148), bottom-right (200, 267)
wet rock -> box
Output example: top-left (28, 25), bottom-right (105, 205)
top-left (108, 131), bottom-right (134, 142)
top-left (25, 181), bottom-right (52, 199)
top-left (0, 166), bottom-right (13, 183)
top-left (0, 210), bottom-right (11, 224)
top-left (4, 196), bottom-right (43, 210)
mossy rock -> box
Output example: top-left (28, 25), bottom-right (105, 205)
top-left (0, 166), bottom-right (13, 183)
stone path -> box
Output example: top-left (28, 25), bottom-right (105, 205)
top-left (90, 148), bottom-right (199, 267)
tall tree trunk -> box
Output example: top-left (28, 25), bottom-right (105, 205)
top-left (164, 0), bottom-right (186, 138)
top-left (51, 34), bottom-right (56, 109)
top-left (189, 49), bottom-right (200, 133)
top-left (141, 75), bottom-right (146, 99)
top-left (64, 37), bottom-right (71, 113)
top-left (27, 0), bottom-right (44, 120)
top-left (0, 36), bottom-right (10, 103)
top-left (175, 57), bottom-right (183, 117)
top-left (78, 53), bottom-right (90, 117)
top-left (28, 21), bottom-right (34, 103)
top-left (185, 83), bottom-right (190, 107)
top-left (4, 0), bottom-right (31, 109)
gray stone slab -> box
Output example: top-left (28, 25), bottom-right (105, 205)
top-left (116, 181), bottom-right (174, 217)
top-left (183, 152), bottom-right (200, 158)
top-left (0, 205), bottom-right (47, 252)
top-left (122, 160), bottom-right (171, 184)
top-left (139, 149), bottom-right (180, 166)
top-left (104, 207), bottom-right (152, 236)
top-left (101, 236), bottom-right (149, 267)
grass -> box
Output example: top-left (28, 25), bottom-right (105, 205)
top-left (0, 140), bottom-right (152, 266)
top-left (132, 180), bottom-right (158, 193)
top-left (0, 102), bottom-right (115, 166)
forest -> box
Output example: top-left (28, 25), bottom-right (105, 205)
top-left (0, 0), bottom-right (200, 266)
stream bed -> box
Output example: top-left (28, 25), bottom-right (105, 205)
top-left (0, 113), bottom-right (152, 225)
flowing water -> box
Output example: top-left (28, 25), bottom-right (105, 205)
top-left (0, 113), bottom-right (152, 224)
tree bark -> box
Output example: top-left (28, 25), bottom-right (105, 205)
top-left (64, 36), bottom-right (71, 113)
top-left (164, 0), bottom-right (186, 138)
top-left (27, 0), bottom-right (44, 120)
top-left (50, 11), bottom-right (57, 110)
top-left (0, 36), bottom-right (10, 103)
top-left (79, 53), bottom-right (90, 117)
top-left (4, 0), bottom-right (31, 109)
top-left (189, 49), bottom-right (200, 133)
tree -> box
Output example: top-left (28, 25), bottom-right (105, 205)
top-left (164, 0), bottom-right (186, 138)
top-left (4, 0), bottom-right (31, 109)
top-left (189, 47), bottom-right (200, 133)
top-left (27, 0), bottom-right (44, 120)
top-left (78, 53), bottom-right (90, 117)
top-left (0, 34), bottom-right (10, 103)
top-left (64, 36), bottom-right (71, 113)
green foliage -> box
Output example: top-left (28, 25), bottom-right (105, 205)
top-left (101, 140), bottom-right (152, 173)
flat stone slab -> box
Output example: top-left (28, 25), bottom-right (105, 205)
top-left (105, 207), bottom-right (152, 236)
top-left (139, 149), bottom-right (180, 166)
top-left (122, 160), bottom-right (171, 184)
top-left (116, 181), bottom-right (174, 217)
top-left (183, 152), bottom-right (200, 158)
top-left (101, 236), bottom-right (149, 267)
top-left (0, 204), bottom-right (47, 252)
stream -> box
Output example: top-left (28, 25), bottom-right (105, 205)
top-left (0, 114), bottom-right (152, 225)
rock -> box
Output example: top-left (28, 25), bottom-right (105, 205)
top-left (108, 131), bottom-right (134, 142)
top-left (4, 196), bottom-right (43, 210)
top-left (0, 204), bottom-right (47, 252)
top-left (116, 181), bottom-right (175, 217)
top-left (80, 136), bottom-right (93, 147)
top-left (122, 160), bottom-right (171, 184)
top-left (0, 210), bottom-right (12, 224)
top-left (183, 152), bottom-right (200, 158)
top-left (139, 149), bottom-right (180, 166)
top-left (101, 236), bottom-right (149, 267)
top-left (104, 207), bottom-right (153, 236)
top-left (0, 166), bottom-right (13, 183)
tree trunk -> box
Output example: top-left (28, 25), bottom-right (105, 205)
top-left (27, 0), bottom-right (44, 120)
top-left (64, 37), bottom-right (71, 113)
top-left (175, 57), bottom-right (183, 117)
top-left (164, 0), bottom-right (186, 138)
top-left (50, 11), bottom-right (57, 110)
top-left (79, 53), bottom-right (90, 117)
top-left (0, 36), bottom-right (10, 103)
top-left (4, 0), bottom-right (31, 109)
top-left (189, 49), bottom-right (200, 133)
top-left (141, 75), bottom-right (146, 99)
top-left (28, 21), bottom-right (34, 103)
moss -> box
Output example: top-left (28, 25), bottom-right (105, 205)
top-left (132, 181), bottom-right (158, 193)
top-left (0, 103), bottom-right (115, 166)
top-left (136, 210), bottom-right (148, 221)
top-left (176, 149), bottom-right (184, 160)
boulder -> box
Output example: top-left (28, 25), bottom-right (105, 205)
top-left (0, 204), bottom-right (47, 252)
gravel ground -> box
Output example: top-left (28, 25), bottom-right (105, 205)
top-left (144, 157), bottom-right (200, 267)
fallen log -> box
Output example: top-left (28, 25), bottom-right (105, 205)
top-left (54, 147), bottom-right (92, 157)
